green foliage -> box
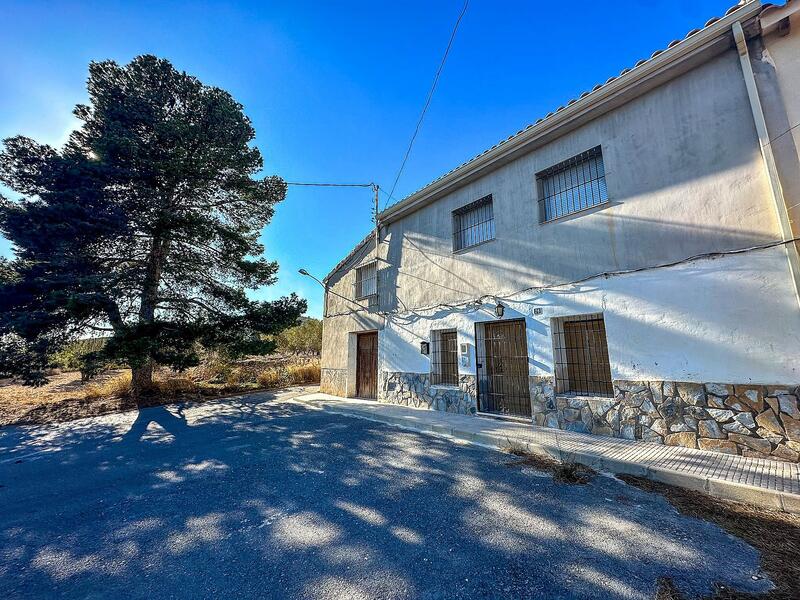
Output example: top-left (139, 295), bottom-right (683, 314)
top-left (0, 55), bottom-right (305, 391)
top-left (275, 318), bottom-right (322, 355)
top-left (50, 337), bottom-right (108, 371)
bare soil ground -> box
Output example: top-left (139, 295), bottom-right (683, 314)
top-left (0, 355), bottom-right (320, 427)
top-left (0, 370), bottom-right (134, 427)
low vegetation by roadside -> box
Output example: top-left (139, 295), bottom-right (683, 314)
top-left (0, 315), bottom-right (324, 428)
top-left (502, 447), bottom-right (595, 485)
top-left (0, 355), bottom-right (320, 427)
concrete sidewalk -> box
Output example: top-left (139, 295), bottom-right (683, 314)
top-left (294, 392), bottom-right (800, 513)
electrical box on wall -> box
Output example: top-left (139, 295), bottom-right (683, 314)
top-left (459, 343), bottom-right (469, 367)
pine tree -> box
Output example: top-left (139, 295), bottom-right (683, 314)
top-left (0, 55), bottom-right (305, 395)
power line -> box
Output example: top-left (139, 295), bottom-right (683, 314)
top-left (383, 0), bottom-right (469, 211)
top-left (286, 181), bottom-right (374, 188)
top-left (322, 236), bottom-right (800, 318)
top-left (766, 120), bottom-right (800, 147)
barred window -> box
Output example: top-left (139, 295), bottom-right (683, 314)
top-left (537, 146), bottom-right (608, 223)
top-left (430, 329), bottom-right (458, 386)
top-left (452, 194), bottom-right (494, 252)
top-left (354, 261), bottom-right (377, 299)
top-left (551, 314), bottom-right (613, 397)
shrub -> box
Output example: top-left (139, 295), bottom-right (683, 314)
top-left (225, 366), bottom-right (259, 386)
top-left (84, 372), bottom-right (132, 400)
top-left (192, 351), bottom-right (234, 383)
top-left (154, 376), bottom-right (198, 397)
top-left (51, 337), bottom-right (119, 380)
top-left (51, 346), bottom-right (85, 372)
top-left (274, 318), bottom-right (322, 355)
top-left (256, 367), bottom-right (287, 388)
top-left (286, 361), bottom-right (321, 384)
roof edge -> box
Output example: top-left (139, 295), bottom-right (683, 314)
top-left (760, 0), bottom-right (800, 32)
top-left (323, 231), bottom-right (375, 283)
top-left (378, 1), bottom-right (764, 224)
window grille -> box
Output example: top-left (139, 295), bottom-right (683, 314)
top-left (552, 314), bottom-right (613, 397)
top-left (452, 194), bottom-right (494, 252)
top-left (354, 261), bottom-right (377, 299)
top-left (430, 329), bottom-right (459, 386)
top-left (537, 146), bottom-right (608, 222)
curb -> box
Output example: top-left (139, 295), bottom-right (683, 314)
top-left (294, 398), bottom-right (800, 514)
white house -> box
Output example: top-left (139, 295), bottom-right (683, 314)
top-left (320, 1), bottom-right (800, 462)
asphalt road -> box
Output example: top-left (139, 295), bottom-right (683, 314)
top-left (0, 388), bottom-right (771, 599)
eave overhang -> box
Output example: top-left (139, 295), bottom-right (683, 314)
top-left (378, 1), bottom-right (764, 225)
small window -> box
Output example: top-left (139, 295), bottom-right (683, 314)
top-left (430, 329), bottom-right (458, 386)
top-left (551, 314), bottom-right (613, 397)
top-left (354, 261), bottom-right (377, 299)
top-left (537, 146), bottom-right (608, 223)
top-left (453, 194), bottom-right (494, 252)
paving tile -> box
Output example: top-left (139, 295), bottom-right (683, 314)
top-left (296, 394), bottom-right (800, 506)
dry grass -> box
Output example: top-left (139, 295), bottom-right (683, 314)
top-left (256, 367), bottom-right (286, 388)
top-left (84, 371), bottom-right (132, 400)
top-left (0, 357), bottom-right (321, 427)
top-left (153, 375), bottom-right (199, 397)
top-left (286, 362), bottom-right (321, 384)
top-left (502, 447), bottom-right (595, 484)
top-left (621, 476), bottom-right (800, 600)
top-left (254, 360), bottom-right (321, 387)
top-left (0, 369), bottom-right (134, 426)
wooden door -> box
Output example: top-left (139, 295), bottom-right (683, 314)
top-left (356, 332), bottom-right (378, 399)
top-left (476, 320), bottom-right (531, 417)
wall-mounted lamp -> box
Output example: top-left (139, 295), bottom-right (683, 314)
top-left (495, 302), bottom-right (505, 319)
top-left (298, 268), bottom-right (325, 287)
top-left (299, 268), bottom-right (332, 318)
top-left (420, 341), bottom-right (430, 355)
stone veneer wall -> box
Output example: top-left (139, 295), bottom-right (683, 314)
top-left (320, 368), bottom-right (347, 397)
top-left (379, 372), bottom-right (477, 415)
top-left (327, 367), bottom-right (799, 463)
top-left (531, 377), bottom-right (800, 462)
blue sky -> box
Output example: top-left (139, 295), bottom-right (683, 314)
top-left (1, 0), bottom-right (736, 317)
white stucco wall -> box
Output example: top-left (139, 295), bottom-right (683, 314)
top-left (323, 35), bottom-right (800, 388)
top-left (380, 246), bottom-right (800, 384)
top-left (762, 14), bottom-right (800, 232)
top-left (322, 239), bottom-right (383, 370)
top-left (377, 50), bottom-right (778, 318)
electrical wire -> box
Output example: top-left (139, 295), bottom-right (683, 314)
top-left (286, 182), bottom-right (374, 188)
top-left (322, 236), bottom-right (800, 319)
top-left (765, 120), bottom-right (800, 147)
top-left (382, 0), bottom-right (469, 211)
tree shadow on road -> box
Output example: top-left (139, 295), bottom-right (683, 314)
top-left (122, 405), bottom-right (191, 443)
top-left (0, 395), bottom-right (777, 600)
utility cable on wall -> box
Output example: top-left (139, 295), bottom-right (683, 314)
top-left (322, 236), bottom-right (800, 319)
top-left (382, 0), bottom-right (469, 211)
